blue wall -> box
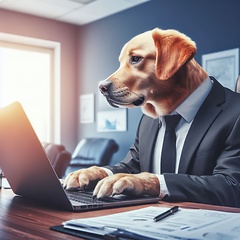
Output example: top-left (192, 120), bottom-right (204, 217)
top-left (77, 0), bottom-right (240, 164)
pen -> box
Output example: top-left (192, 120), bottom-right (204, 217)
top-left (153, 206), bottom-right (179, 222)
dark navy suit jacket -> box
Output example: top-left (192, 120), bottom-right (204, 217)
top-left (106, 78), bottom-right (240, 207)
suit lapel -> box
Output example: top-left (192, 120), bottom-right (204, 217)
top-left (178, 79), bottom-right (225, 173)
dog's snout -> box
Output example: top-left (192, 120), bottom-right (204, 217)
top-left (99, 80), bottom-right (112, 94)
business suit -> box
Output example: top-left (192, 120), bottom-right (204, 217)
top-left (107, 78), bottom-right (240, 207)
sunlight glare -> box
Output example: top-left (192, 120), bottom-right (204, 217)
top-left (0, 47), bottom-right (51, 142)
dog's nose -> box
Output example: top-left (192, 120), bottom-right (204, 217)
top-left (99, 80), bottom-right (112, 94)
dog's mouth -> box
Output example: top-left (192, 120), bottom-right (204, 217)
top-left (101, 86), bottom-right (145, 108)
top-left (106, 94), bottom-right (145, 108)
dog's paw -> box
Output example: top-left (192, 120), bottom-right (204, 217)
top-left (93, 172), bottom-right (160, 199)
top-left (63, 166), bottom-right (108, 190)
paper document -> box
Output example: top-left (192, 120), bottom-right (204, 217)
top-left (63, 206), bottom-right (240, 240)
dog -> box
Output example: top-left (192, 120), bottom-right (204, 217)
top-left (63, 28), bottom-right (208, 199)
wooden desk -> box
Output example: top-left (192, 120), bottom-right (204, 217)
top-left (1, 187), bottom-right (240, 240)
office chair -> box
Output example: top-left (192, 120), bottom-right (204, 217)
top-left (64, 138), bottom-right (119, 177)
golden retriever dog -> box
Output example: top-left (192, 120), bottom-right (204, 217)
top-left (64, 28), bottom-right (208, 199)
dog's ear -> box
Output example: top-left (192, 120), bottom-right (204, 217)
top-left (152, 28), bottom-right (196, 80)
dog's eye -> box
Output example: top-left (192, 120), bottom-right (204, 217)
top-left (130, 56), bottom-right (142, 64)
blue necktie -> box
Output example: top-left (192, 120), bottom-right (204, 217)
top-left (161, 115), bottom-right (181, 173)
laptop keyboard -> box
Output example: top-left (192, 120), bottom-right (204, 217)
top-left (66, 190), bottom-right (118, 204)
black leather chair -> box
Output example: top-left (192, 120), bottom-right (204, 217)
top-left (64, 138), bottom-right (119, 177)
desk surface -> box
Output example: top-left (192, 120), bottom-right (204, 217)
top-left (1, 187), bottom-right (240, 240)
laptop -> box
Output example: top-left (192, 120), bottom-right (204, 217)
top-left (0, 102), bottom-right (160, 211)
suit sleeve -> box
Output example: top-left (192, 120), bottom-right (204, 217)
top-left (164, 114), bottom-right (240, 207)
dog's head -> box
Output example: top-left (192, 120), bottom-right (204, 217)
top-left (99, 28), bottom-right (201, 118)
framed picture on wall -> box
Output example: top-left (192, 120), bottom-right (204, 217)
top-left (79, 93), bottom-right (94, 124)
top-left (202, 48), bottom-right (239, 91)
top-left (97, 109), bottom-right (127, 132)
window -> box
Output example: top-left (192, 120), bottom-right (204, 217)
top-left (0, 33), bottom-right (60, 143)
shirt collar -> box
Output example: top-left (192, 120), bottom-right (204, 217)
top-left (159, 76), bottom-right (213, 123)
top-left (175, 76), bottom-right (213, 122)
